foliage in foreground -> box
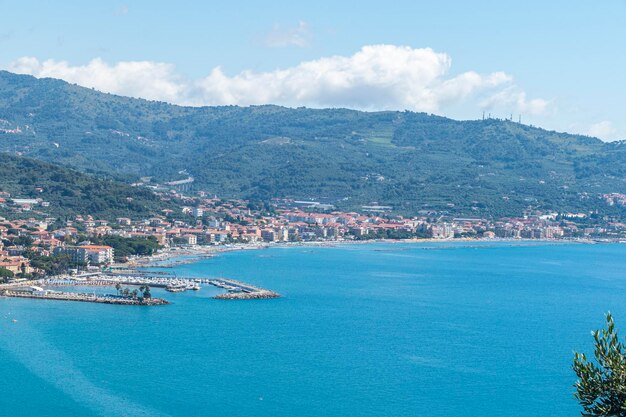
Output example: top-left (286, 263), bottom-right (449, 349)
top-left (573, 313), bottom-right (626, 416)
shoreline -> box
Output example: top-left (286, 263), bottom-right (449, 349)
top-left (119, 236), bottom-right (600, 271)
top-left (1, 237), bottom-right (611, 305)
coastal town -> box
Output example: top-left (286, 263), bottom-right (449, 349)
top-left (1, 184), bottom-right (626, 285)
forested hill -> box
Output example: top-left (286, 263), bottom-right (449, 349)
top-left (0, 70), bottom-right (625, 217)
top-left (0, 153), bottom-right (168, 220)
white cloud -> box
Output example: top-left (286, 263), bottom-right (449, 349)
top-left (8, 57), bottom-right (185, 103)
top-left (4, 45), bottom-right (548, 115)
top-left (262, 21), bottom-right (311, 48)
top-left (480, 86), bottom-right (549, 116)
top-left (588, 121), bottom-right (620, 141)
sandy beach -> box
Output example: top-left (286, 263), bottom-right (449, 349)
top-left (116, 236), bottom-right (594, 271)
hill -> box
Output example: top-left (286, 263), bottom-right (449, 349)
top-left (0, 153), bottom-right (168, 220)
top-left (0, 70), bottom-right (624, 217)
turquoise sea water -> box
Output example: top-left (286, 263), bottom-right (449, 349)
top-left (2, 241), bottom-right (626, 417)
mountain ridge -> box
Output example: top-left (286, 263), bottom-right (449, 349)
top-left (1, 70), bottom-right (624, 217)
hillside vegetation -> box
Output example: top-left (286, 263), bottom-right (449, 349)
top-left (1, 70), bottom-right (624, 217)
top-left (0, 153), bottom-right (168, 220)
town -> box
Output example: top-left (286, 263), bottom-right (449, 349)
top-left (1, 184), bottom-right (625, 281)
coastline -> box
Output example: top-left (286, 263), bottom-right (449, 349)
top-left (119, 236), bottom-right (598, 271)
top-left (0, 237), bottom-right (615, 305)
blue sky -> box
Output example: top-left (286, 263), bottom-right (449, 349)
top-left (1, 0), bottom-right (625, 140)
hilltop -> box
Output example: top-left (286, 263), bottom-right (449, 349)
top-left (0, 70), bottom-right (624, 217)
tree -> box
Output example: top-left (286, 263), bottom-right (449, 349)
top-left (0, 267), bottom-right (14, 277)
top-left (0, 267), bottom-right (14, 283)
top-left (137, 285), bottom-right (146, 302)
top-left (573, 313), bottom-right (626, 416)
top-left (115, 283), bottom-right (122, 296)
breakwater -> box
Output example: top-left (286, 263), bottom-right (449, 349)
top-left (90, 274), bottom-right (279, 299)
top-left (1, 274), bottom-right (280, 304)
top-left (214, 290), bottom-right (281, 300)
top-left (209, 278), bottom-right (281, 299)
top-left (42, 274), bottom-right (281, 300)
top-left (0, 289), bottom-right (168, 305)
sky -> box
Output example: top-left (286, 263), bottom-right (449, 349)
top-left (1, 0), bottom-right (625, 141)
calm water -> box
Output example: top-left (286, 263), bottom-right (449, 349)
top-left (2, 241), bottom-right (626, 417)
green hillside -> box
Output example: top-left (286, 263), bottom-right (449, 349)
top-left (0, 153), bottom-right (168, 220)
top-left (0, 70), bottom-right (624, 217)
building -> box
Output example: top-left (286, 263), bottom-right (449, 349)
top-left (11, 198), bottom-right (40, 206)
top-left (207, 231), bottom-right (229, 243)
top-left (181, 234), bottom-right (197, 245)
top-left (278, 227), bottom-right (289, 242)
top-left (0, 257), bottom-right (33, 274)
top-left (54, 246), bottom-right (89, 264)
top-left (261, 229), bottom-right (276, 242)
top-left (10, 286), bottom-right (48, 296)
top-left (430, 223), bottom-right (455, 239)
top-left (192, 207), bottom-right (204, 218)
top-left (81, 245), bottom-right (114, 264)
top-left (54, 245), bottom-right (114, 265)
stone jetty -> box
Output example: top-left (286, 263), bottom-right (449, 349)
top-left (214, 290), bottom-right (281, 300)
top-left (0, 289), bottom-right (168, 305)
top-left (208, 278), bottom-right (281, 300)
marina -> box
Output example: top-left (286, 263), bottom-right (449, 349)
top-left (0, 273), bottom-right (281, 305)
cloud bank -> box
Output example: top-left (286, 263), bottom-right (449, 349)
top-left (5, 45), bottom-right (547, 115)
top-left (588, 121), bottom-right (618, 140)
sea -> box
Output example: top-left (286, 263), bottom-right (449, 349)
top-left (1, 241), bottom-right (625, 417)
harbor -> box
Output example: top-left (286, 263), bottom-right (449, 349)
top-left (0, 273), bottom-right (281, 305)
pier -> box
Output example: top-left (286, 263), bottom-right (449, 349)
top-left (207, 278), bottom-right (281, 300)
top-left (1, 272), bottom-right (280, 305)
top-left (81, 274), bottom-right (280, 299)
top-left (0, 289), bottom-right (168, 305)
